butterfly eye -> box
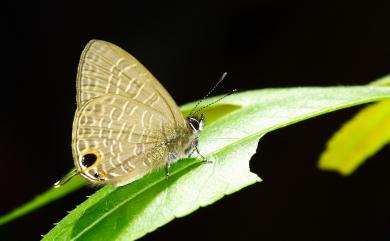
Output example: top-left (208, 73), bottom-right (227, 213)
top-left (81, 152), bottom-right (99, 168)
top-left (188, 116), bottom-right (204, 132)
top-left (188, 118), bottom-right (199, 131)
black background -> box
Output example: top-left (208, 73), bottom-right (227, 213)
top-left (1, 1), bottom-right (390, 240)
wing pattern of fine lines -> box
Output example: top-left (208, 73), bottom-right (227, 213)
top-left (76, 40), bottom-right (185, 126)
top-left (72, 40), bottom-right (189, 186)
top-left (73, 94), bottom-right (180, 185)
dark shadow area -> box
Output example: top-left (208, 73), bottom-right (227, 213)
top-left (2, 1), bottom-right (389, 240)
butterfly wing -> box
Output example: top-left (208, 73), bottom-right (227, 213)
top-left (76, 39), bottom-right (185, 126)
top-left (73, 94), bottom-right (184, 186)
top-left (72, 40), bottom-right (189, 186)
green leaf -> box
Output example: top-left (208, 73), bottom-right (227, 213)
top-left (318, 100), bottom-right (390, 175)
top-left (40, 86), bottom-right (390, 241)
top-left (0, 176), bottom-right (85, 225)
top-left (371, 74), bottom-right (390, 86)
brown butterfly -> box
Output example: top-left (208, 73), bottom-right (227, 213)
top-left (55, 40), bottom-right (206, 187)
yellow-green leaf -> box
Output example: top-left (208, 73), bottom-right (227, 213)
top-left (318, 100), bottom-right (390, 175)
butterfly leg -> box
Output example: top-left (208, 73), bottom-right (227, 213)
top-left (165, 151), bottom-right (178, 180)
top-left (188, 148), bottom-right (196, 158)
top-left (165, 162), bottom-right (171, 180)
top-left (191, 138), bottom-right (211, 164)
top-left (195, 146), bottom-right (212, 164)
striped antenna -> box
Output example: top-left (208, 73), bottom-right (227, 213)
top-left (189, 72), bottom-right (229, 116)
top-left (192, 88), bottom-right (237, 115)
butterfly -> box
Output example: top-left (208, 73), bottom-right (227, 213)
top-left (55, 40), bottom-right (206, 187)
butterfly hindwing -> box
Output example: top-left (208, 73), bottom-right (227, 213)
top-left (73, 94), bottom-right (186, 186)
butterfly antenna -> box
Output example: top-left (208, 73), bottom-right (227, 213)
top-left (192, 88), bottom-right (237, 115)
top-left (54, 169), bottom-right (78, 188)
top-left (189, 72), bottom-right (228, 116)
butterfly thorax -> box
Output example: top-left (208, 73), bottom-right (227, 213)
top-left (171, 116), bottom-right (203, 154)
top-left (146, 114), bottom-right (205, 169)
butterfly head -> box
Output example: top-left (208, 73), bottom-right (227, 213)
top-left (187, 114), bottom-right (205, 133)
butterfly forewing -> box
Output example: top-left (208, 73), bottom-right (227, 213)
top-left (76, 40), bottom-right (185, 126)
